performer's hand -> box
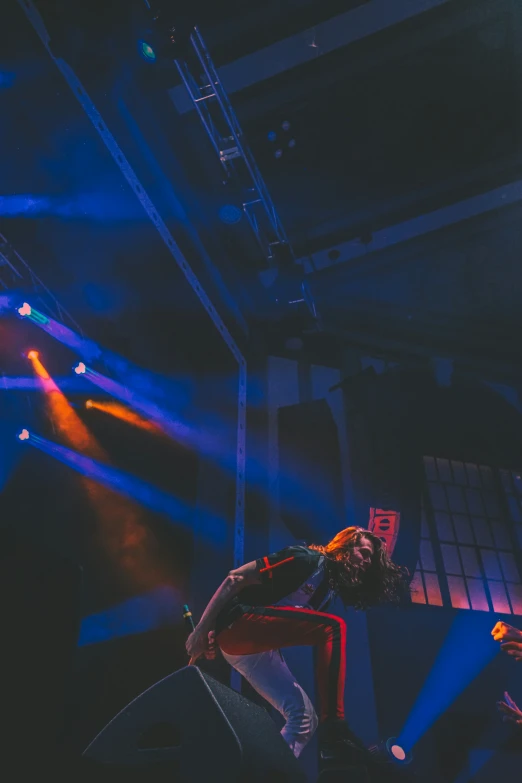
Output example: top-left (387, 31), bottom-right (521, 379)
top-left (500, 641), bottom-right (522, 661)
top-left (497, 691), bottom-right (522, 725)
top-left (491, 621), bottom-right (522, 643)
top-left (186, 626), bottom-right (210, 665)
top-left (203, 630), bottom-right (218, 660)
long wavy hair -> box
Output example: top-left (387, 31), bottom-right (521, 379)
top-left (309, 526), bottom-right (410, 609)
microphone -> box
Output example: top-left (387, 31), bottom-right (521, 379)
top-left (183, 604), bottom-right (196, 634)
top-left (183, 604), bottom-right (199, 666)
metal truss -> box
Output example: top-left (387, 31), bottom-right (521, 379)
top-left (0, 231), bottom-right (83, 333)
top-left (175, 28), bottom-right (293, 267)
top-left (17, 2), bottom-right (247, 657)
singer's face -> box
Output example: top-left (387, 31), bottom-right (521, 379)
top-left (342, 536), bottom-right (374, 573)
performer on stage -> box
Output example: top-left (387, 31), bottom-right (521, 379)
top-left (186, 526), bottom-right (409, 763)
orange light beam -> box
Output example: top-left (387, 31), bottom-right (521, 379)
top-left (30, 354), bottom-right (104, 459)
top-left (87, 400), bottom-right (162, 436)
top-left (28, 355), bottom-right (167, 590)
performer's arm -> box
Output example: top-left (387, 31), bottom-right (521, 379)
top-left (186, 561), bottom-right (261, 663)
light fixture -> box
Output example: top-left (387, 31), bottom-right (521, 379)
top-left (137, 10), bottom-right (195, 65)
top-left (17, 429), bottom-right (30, 441)
top-left (74, 362), bottom-right (86, 375)
top-left (27, 350), bottom-right (39, 360)
top-left (15, 302), bottom-right (49, 325)
top-left (138, 39), bottom-right (157, 62)
top-left (385, 738), bottom-right (412, 765)
top-left (85, 399), bottom-right (93, 409)
top-left (18, 302), bottom-right (32, 317)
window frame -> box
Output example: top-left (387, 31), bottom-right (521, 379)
top-left (412, 456), bottom-right (522, 615)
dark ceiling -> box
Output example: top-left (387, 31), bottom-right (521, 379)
top-left (1, 0), bottom-right (521, 377)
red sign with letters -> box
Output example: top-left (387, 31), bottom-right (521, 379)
top-left (368, 508), bottom-right (400, 556)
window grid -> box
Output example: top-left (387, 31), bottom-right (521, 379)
top-left (412, 457), bottom-right (522, 615)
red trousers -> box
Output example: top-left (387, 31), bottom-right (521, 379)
top-left (217, 605), bottom-right (346, 723)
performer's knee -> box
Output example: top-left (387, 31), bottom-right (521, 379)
top-left (321, 615), bottom-right (346, 641)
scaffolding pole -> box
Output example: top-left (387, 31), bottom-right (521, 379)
top-left (0, 231), bottom-right (82, 334)
top-left (176, 28), bottom-right (293, 266)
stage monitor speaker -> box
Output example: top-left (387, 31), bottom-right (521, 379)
top-left (83, 665), bottom-right (306, 783)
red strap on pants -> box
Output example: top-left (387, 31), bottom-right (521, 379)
top-left (217, 605), bottom-right (346, 723)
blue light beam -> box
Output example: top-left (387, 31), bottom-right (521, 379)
top-left (78, 585), bottom-right (181, 646)
top-left (24, 432), bottom-right (227, 542)
top-left (398, 612), bottom-right (499, 752)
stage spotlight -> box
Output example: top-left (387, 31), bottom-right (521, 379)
top-left (390, 743), bottom-right (406, 761)
top-left (85, 400), bottom-right (93, 409)
top-left (74, 362), bottom-right (86, 375)
top-left (17, 429), bottom-right (30, 441)
top-left (15, 302), bottom-right (49, 325)
top-left (267, 131), bottom-right (277, 142)
top-left (385, 738), bottom-right (412, 765)
top-left (27, 350), bottom-right (39, 360)
top-left (138, 39), bottom-right (157, 62)
top-left (138, 10), bottom-right (195, 64)
top-left (18, 302), bottom-right (32, 317)
top-left (275, 149), bottom-right (283, 159)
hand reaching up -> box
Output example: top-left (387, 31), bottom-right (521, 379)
top-left (497, 691), bottom-right (522, 726)
top-left (499, 641), bottom-right (522, 661)
top-left (491, 622), bottom-right (522, 643)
